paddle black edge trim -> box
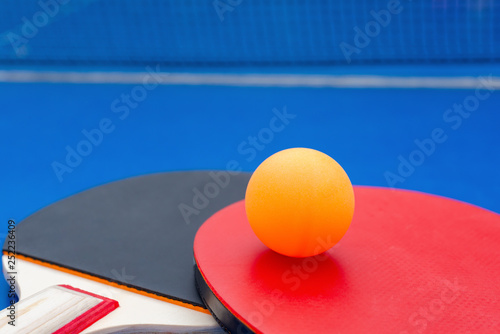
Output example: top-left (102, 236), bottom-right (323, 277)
top-left (194, 264), bottom-right (255, 334)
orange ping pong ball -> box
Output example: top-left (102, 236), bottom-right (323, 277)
top-left (245, 148), bottom-right (355, 258)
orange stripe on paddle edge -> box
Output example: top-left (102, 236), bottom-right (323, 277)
top-left (5, 252), bottom-right (209, 314)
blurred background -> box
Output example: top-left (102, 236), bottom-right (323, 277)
top-left (1, 0), bottom-right (499, 307)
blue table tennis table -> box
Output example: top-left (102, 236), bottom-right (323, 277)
top-left (1, 0), bottom-right (499, 310)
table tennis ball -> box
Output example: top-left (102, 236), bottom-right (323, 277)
top-left (245, 148), bottom-right (355, 258)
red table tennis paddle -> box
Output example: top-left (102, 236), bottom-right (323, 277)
top-left (194, 186), bottom-right (500, 333)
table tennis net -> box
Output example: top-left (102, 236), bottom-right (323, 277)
top-left (0, 0), bottom-right (499, 67)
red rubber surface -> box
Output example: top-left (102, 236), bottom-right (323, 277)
top-left (194, 186), bottom-right (500, 334)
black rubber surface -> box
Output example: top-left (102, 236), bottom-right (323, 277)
top-left (3, 171), bottom-right (250, 308)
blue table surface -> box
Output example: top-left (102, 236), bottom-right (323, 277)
top-left (1, 68), bottom-right (499, 308)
